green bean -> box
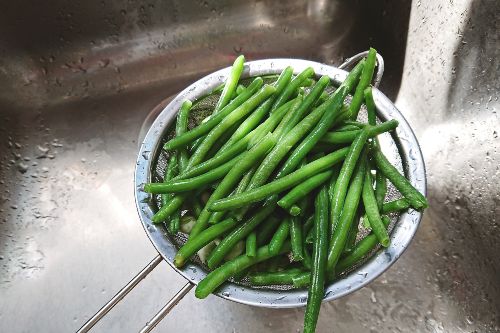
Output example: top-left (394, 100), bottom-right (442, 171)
top-left (290, 216), bottom-right (304, 261)
top-left (302, 244), bottom-right (313, 270)
top-left (277, 61), bottom-right (366, 178)
top-left (375, 171), bottom-right (387, 210)
top-left (179, 97), bottom-right (292, 180)
top-left (192, 198), bottom-right (203, 218)
top-left (334, 124), bottom-right (362, 132)
top-left (195, 242), bottom-right (291, 299)
top-left (329, 129), bottom-right (369, 235)
top-left (327, 165), bottom-right (341, 203)
top-left (273, 95), bottom-right (304, 140)
top-left (249, 268), bottom-right (303, 286)
top-left (303, 185), bottom-right (329, 333)
top-left (176, 100), bottom-right (193, 171)
top-left (364, 86), bottom-right (377, 126)
top-left (144, 157), bottom-right (239, 194)
top-left (236, 84), bottom-right (245, 95)
top-left (302, 215), bottom-right (314, 235)
top-left (161, 155), bottom-right (178, 206)
top-left (349, 48), bottom-right (377, 120)
top-left (288, 205), bottom-right (301, 216)
top-left (221, 68), bottom-right (294, 150)
top-left (256, 216), bottom-right (281, 246)
top-left (206, 202), bottom-right (277, 269)
top-left (173, 218), bottom-right (237, 267)
top-left (336, 216), bottom-right (391, 273)
top-left (187, 85), bottom-right (276, 168)
top-left (280, 76), bottom-right (331, 137)
top-left (292, 272), bottom-right (311, 288)
top-left (152, 194), bottom-right (186, 224)
top-left (246, 231), bottom-right (257, 257)
top-left (301, 78), bottom-right (315, 87)
top-left (268, 218), bottom-right (290, 255)
top-left (381, 198), bottom-right (410, 214)
top-left (214, 55), bottom-right (245, 114)
top-left (208, 166), bottom-right (256, 225)
top-left (168, 211), bottom-right (181, 234)
top-left (164, 78), bottom-right (263, 150)
top-left (343, 205), bottom-right (363, 255)
top-left (278, 170), bottom-right (332, 211)
top-left (319, 119), bottom-right (398, 145)
top-left (189, 134), bottom-right (276, 238)
top-left (326, 156), bottom-right (366, 273)
top-left (372, 149), bottom-right (428, 210)
top-left (305, 226), bottom-right (314, 244)
top-left (270, 67), bottom-right (314, 113)
top-left (190, 135), bottom-right (205, 153)
top-left (362, 170), bottom-right (390, 247)
top-left (209, 147), bottom-right (349, 212)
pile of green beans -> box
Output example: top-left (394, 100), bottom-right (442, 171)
top-left (143, 50), bottom-right (428, 332)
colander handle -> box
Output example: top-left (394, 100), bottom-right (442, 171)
top-left (76, 254), bottom-right (193, 333)
top-left (338, 51), bottom-right (385, 88)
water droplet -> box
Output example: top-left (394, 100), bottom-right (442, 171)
top-left (16, 162), bottom-right (29, 174)
top-left (142, 150), bottom-right (151, 160)
top-left (221, 291), bottom-right (230, 297)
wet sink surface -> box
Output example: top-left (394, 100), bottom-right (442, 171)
top-left (0, 0), bottom-right (498, 332)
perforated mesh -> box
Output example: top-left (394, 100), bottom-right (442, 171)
top-left (150, 79), bottom-right (404, 290)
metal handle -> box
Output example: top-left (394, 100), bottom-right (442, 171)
top-left (338, 51), bottom-right (385, 88)
top-left (76, 254), bottom-right (193, 333)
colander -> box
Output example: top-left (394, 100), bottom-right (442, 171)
top-left (78, 52), bottom-right (426, 333)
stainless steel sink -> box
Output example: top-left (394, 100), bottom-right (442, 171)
top-left (0, 0), bottom-right (498, 332)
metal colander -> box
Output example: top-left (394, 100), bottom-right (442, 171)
top-left (79, 53), bottom-right (426, 333)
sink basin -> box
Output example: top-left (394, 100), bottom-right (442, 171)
top-left (0, 0), bottom-right (498, 332)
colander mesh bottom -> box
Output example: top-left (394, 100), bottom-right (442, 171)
top-left (151, 78), bottom-right (404, 291)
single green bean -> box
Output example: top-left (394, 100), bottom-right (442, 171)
top-left (362, 170), bottom-right (390, 247)
top-left (305, 226), bottom-right (314, 244)
top-left (246, 231), bottom-right (257, 257)
top-left (326, 156), bottom-right (366, 273)
top-left (329, 129), bottom-right (369, 235)
top-left (292, 271), bottom-right (311, 288)
top-left (375, 170), bottom-right (387, 210)
top-left (187, 84), bottom-right (276, 168)
top-left (206, 202), bottom-right (277, 269)
top-left (164, 78), bottom-right (263, 150)
top-left (189, 134), bottom-right (276, 238)
top-left (302, 244), bottom-right (313, 270)
top-left (364, 86), bottom-right (377, 126)
top-left (303, 185), bottom-right (329, 333)
top-left (176, 100), bottom-right (193, 171)
top-left (209, 147), bottom-right (349, 212)
top-left (161, 155), bottom-right (178, 206)
top-left (349, 48), bottom-right (377, 120)
top-left (278, 170), bottom-right (332, 211)
top-left (195, 242), bottom-right (291, 299)
top-left (214, 55), bottom-right (245, 114)
top-left (290, 216), bottom-right (304, 261)
top-left (270, 67), bottom-right (314, 113)
top-left (381, 198), bottom-right (410, 214)
top-left (152, 194), bottom-right (186, 224)
top-left (336, 216), bottom-right (390, 273)
top-left (319, 119), bottom-right (398, 145)
top-left (334, 124), bottom-right (362, 132)
top-left (236, 84), bottom-right (245, 95)
top-left (173, 218), bottom-right (237, 267)
top-left (144, 157), bottom-right (239, 194)
top-left (302, 215), bottom-right (314, 236)
top-left (372, 149), bottom-right (428, 210)
top-left (277, 61), bottom-right (366, 178)
top-left (343, 205), bottom-right (363, 255)
top-left (268, 218), bottom-right (291, 255)
top-left (249, 268), bottom-right (303, 286)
